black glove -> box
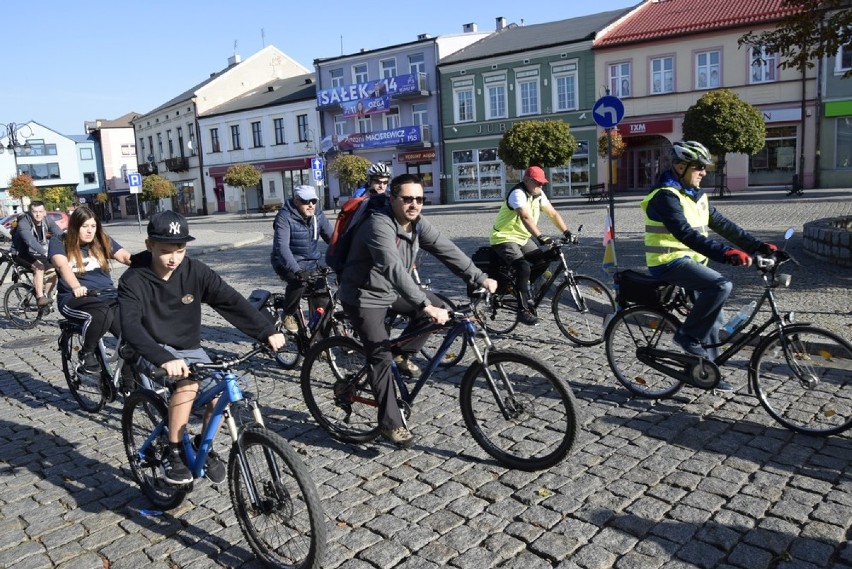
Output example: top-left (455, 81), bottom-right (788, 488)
top-left (561, 229), bottom-right (575, 244)
top-left (756, 242), bottom-right (778, 256)
top-left (296, 269), bottom-right (312, 282)
top-left (537, 235), bottom-right (553, 246)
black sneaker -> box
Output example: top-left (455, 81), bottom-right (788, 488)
top-left (76, 351), bottom-right (101, 375)
top-left (160, 447), bottom-right (192, 485)
top-left (518, 309), bottom-right (538, 326)
top-left (194, 435), bottom-right (226, 484)
top-left (673, 330), bottom-right (708, 358)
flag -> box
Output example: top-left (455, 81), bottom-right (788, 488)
top-left (602, 212), bottom-right (614, 246)
top-left (602, 213), bottom-right (617, 274)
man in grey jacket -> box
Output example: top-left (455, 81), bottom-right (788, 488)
top-left (339, 173), bottom-right (497, 448)
top-left (12, 201), bottom-right (62, 306)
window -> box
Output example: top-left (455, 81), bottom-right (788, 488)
top-left (274, 118), bottom-right (285, 144)
top-left (749, 125), bottom-right (797, 185)
top-left (453, 148), bottom-right (503, 201)
top-left (380, 58), bottom-right (397, 78)
top-left (156, 133), bottom-right (164, 160)
top-left (334, 114), bottom-right (348, 136)
top-left (268, 179), bottom-right (277, 197)
top-left (167, 130), bottom-right (174, 158)
top-left (516, 68), bottom-right (540, 115)
top-left (80, 148), bottom-right (93, 160)
top-left (121, 144), bottom-right (135, 156)
top-left (330, 68), bottom-right (344, 88)
top-left (750, 47), bottom-right (777, 84)
top-left (139, 138), bottom-right (145, 159)
top-left (296, 114), bottom-right (309, 142)
top-left (550, 141), bottom-right (590, 197)
top-left (357, 116), bottom-right (371, 134)
top-left (836, 118), bottom-right (852, 168)
top-left (177, 127), bottom-right (185, 157)
top-left (25, 141), bottom-right (57, 156)
top-left (453, 80), bottom-right (475, 122)
top-left (650, 56), bottom-right (674, 94)
top-left (19, 163), bottom-right (61, 180)
top-left (552, 63), bottom-right (578, 111)
top-left (148, 136), bottom-right (154, 160)
top-left (409, 53), bottom-right (425, 75)
top-left (484, 74), bottom-right (507, 119)
top-left (187, 123), bottom-right (196, 156)
top-left (84, 172), bottom-right (96, 184)
top-left (353, 63), bottom-right (368, 84)
top-left (412, 103), bottom-right (428, 126)
top-left (608, 62), bottom-right (631, 97)
top-left (837, 37), bottom-right (852, 72)
top-left (252, 121), bottom-right (263, 147)
top-left (230, 124), bottom-right (241, 150)
top-left (384, 107), bottom-right (401, 130)
top-left (210, 128), bottom-right (220, 152)
top-left (696, 50), bottom-right (721, 89)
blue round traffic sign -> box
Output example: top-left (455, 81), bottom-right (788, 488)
top-left (593, 96), bottom-right (625, 129)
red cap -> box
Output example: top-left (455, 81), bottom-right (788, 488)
top-left (524, 166), bottom-right (548, 185)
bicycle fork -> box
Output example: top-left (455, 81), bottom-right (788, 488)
top-left (468, 327), bottom-right (526, 420)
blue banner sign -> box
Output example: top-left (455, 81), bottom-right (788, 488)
top-left (317, 73), bottom-right (422, 107)
top-left (341, 95), bottom-right (391, 118)
top-left (323, 126), bottom-right (422, 151)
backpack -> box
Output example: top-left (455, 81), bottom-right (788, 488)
top-left (326, 193), bottom-right (389, 274)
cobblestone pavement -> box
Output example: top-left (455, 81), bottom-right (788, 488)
top-left (1, 189), bottom-right (850, 568)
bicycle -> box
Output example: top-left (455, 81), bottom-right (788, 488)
top-left (249, 268), bottom-right (355, 370)
top-left (57, 288), bottom-right (155, 413)
top-left (122, 344), bottom-right (327, 569)
top-left (604, 236), bottom-right (852, 436)
top-left (473, 229), bottom-right (616, 345)
top-left (300, 291), bottom-right (579, 471)
top-left (0, 246), bottom-right (55, 329)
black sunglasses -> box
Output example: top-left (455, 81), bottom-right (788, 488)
top-left (689, 163), bottom-right (707, 172)
top-left (298, 198), bottom-right (318, 205)
top-left (397, 195), bottom-right (424, 205)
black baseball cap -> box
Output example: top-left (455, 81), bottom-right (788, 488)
top-left (147, 210), bottom-right (196, 243)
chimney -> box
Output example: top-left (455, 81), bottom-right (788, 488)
top-left (417, 33), bottom-right (432, 40)
top-left (463, 22), bottom-right (478, 33)
top-left (496, 17), bottom-right (506, 31)
top-left (227, 54), bottom-right (241, 66)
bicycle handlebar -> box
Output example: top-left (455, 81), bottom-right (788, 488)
top-left (754, 250), bottom-right (798, 273)
top-left (85, 287), bottom-right (117, 297)
top-left (148, 344), bottom-right (272, 380)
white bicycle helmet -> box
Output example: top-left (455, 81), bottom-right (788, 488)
top-left (672, 141), bottom-right (712, 165)
top-left (367, 162), bottom-right (391, 179)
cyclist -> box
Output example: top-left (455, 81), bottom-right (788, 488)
top-left (352, 162), bottom-right (391, 198)
top-left (118, 211), bottom-right (286, 485)
top-left (270, 185), bottom-right (333, 333)
top-left (48, 206), bottom-right (131, 375)
top-left (11, 201), bottom-right (62, 307)
top-left (338, 173), bottom-right (497, 448)
top-left (641, 140), bottom-right (776, 387)
top-left (490, 166), bottom-right (573, 325)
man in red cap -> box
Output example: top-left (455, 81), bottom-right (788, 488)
top-left (489, 166), bottom-right (573, 325)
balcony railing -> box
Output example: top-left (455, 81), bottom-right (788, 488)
top-left (138, 163), bottom-right (158, 175)
top-left (165, 157), bottom-right (190, 172)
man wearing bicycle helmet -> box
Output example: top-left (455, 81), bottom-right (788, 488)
top-left (641, 141), bottom-right (776, 388)
top-left (353, 162), bottom-right (391, 198)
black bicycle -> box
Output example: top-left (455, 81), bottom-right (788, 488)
top-left (300, 291), bottom-right (579, 471)
top-left (0, 246), bottom-right (55, 329)
top-left (604, 233), bottom-right (852, 436)
top-left (473, 230), bottom-right (616, 345)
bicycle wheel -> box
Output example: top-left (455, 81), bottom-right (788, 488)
top-left (301, 336), bottom-right (381, 443)
top-left (605, 306), bottom-right (684, 398)
top-left (264, 301), bottom-right (302, 370)
top-left (122, 390), bottom-right (189, 510)
top-left (752, 325), bottom-right (852, 436)
top-left (459, 349), bottom-right (578, 471)
top-left (552, 275), bottom-right (616, 346)
top-left (60, 327), bottom-right (107, 413)
top-left (4, 283), bottom-right (40, 329)
top-left (229, 426), bottom-right (327, 569)
top-left (482, 292), bottom-right (519, 335)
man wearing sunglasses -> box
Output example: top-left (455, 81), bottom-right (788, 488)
top-left (641, 141), bottom-right (776, 388)
top-left (271, 185), bottom-right (333, 333)
top-left (338, 173), bottom-right (498, 448)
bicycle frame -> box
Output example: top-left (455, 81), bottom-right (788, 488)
top-left (529, 247), bottom-right (572, 308)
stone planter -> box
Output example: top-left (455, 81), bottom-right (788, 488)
top-left (802, 216), bottom-right (852, 267)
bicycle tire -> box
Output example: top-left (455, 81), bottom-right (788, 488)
top-left (482, 292), bottom-right (519, 335)
top-left (122, 390), bottom-right (189, 510)
top-left (229, 426), bottom-right (327, 569)
top-left (751, 325), bottom-right (852, 436)
top-left (60, 327), bottom-right (107, 413)
top-left (605, 306), bottom-right (684, 399)
top-left (459, 349), bottom-right (578, 471)
top-left (552, 275), bottom-right (616, 346)
top-left (300, 336), bottom-right (381, 443)
top-left (4, 282), bottom-right (40, 329)
top-left (262, 300), bottom-right (302, 370)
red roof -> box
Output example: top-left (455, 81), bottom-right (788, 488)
top-left (594, 0), bottom-right (803, 47)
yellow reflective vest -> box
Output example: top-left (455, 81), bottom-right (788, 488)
top-left (490, 188), bottom-right (541, 246)
top-left (640, 187), bottom-right (709, 267)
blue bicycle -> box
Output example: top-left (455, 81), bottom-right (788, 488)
top-left (121, 345), bottom-right (327, 569)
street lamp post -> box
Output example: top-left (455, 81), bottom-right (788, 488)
top-left (0, 122), bottom-right (34, 213)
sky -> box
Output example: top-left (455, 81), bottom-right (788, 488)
top-left (1, 0), bottom-right (638, 137)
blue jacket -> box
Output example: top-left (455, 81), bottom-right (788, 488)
top-left (270, 199), bottom-right (333, 280)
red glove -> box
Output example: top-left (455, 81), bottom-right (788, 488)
top-left (756, 242), bottom-right (777, 256)
top-left (724, 249), bottom-right (750, 266)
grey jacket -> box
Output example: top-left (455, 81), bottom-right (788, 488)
top-left (12, 213), bottom-right (62, 257)
top-left (338, 208), bottom-right (487, 309)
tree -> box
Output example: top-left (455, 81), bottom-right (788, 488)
top-left (498, 120), bottom-right (578, 169)
top-left (141, 174), bottom-right (177, 213)
top-left (40, 185), bottom-right (74, 211)
top-left (327, 154), bottom-right (372, 196)
top-left (682, 89), bottom-right (765, 192)
top-left (739, 0), bottom-right (852, 77)
top-left (7, 174), bottom-right (37, 209)
top-left (224, 163), bottom-right (262, 214)
top-left (96, 192), bottom-right (109, 205)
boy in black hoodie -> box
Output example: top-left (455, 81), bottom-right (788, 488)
top-left (118, 211), bottom-right (285, 485)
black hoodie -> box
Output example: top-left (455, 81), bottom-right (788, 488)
top-left (118, 251), bottom-right (275, 366)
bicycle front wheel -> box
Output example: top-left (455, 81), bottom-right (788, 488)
top-left (301, 336), bottom-right (381, 443)
top-left (229, 427), bottom-right (327, 569)
top-left (122, 390), bottom-right (189, 510)
top-left (552, 275), bottom-right (616, 346)
top-left (459, 349), bottom-right (578, 471)
top-left (605, 306), bottom-right (684, 398)
top-left (60, 328), bottom-right (107, 413)
top-left (4, 283), bottom-right (40, 329)
top-left (752, 325), bottom-right (852, 436)
top-left (482, 292), bottom-right (519, 335)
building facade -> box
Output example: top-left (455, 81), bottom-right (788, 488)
top-left (85, 113), bottom-right (140, 218)
top-left (820, 34), bottom-right (852, 188)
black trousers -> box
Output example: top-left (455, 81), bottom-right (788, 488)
top-left (342, 290), bottom-right (447, 430)
top-left (59, 296), bottom-right (120, 353)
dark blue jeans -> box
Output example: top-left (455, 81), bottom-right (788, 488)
top-left (655, 259), bottom-right (732, 355)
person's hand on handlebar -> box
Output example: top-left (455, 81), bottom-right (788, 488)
top-left (481, 277), bottom-right (498, 294)
top-left (267, 332), bottom-right (286, 352)
top-left (536, 235), bottom-right (554, 246)
top-left (161, 358), bottom-right (191, 378)
top-left (424, 304), bottom-right (450, 325)
top-left (755, 242), bottom-right (777, 256)
top-left (73, 285), bottom-right (88, 298)
top-left (724, 248), bottom-right (752, 267)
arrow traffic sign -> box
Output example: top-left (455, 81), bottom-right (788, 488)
top-left (593, 96), bottom-right (625, 129)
